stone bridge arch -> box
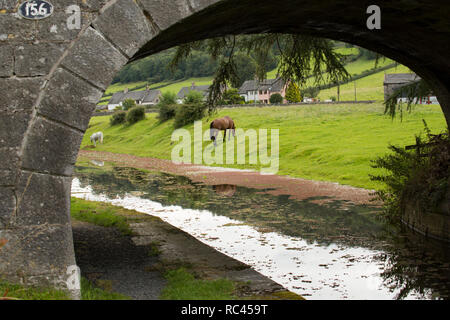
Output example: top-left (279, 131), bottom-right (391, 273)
top-left (0, 0), bottom-right (449, 297)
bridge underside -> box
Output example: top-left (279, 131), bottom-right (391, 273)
top-left (0, 0), bottom-right (449, 297)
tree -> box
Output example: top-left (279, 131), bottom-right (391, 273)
top-left (269, 93), bottom-right (283, 104)
top-left (159, 91), bottom-right (178, 106)
top-left (220, 88), bottom-right (245, 105)
top-left (122, 98), bottom-right (136, 111)
top-left (285, 82), bottom-right (302, 103)
top-left (303, 87), bottom-right (320, 99)
top-left (183, 90), bottom-right (204, 104)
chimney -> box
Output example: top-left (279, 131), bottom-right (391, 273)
top-left (146, 84), bottom-right (150, 91)
top-left (191, 82), bottom-right (196, 89)
top-left (124, 87), bottom-right (129, 93)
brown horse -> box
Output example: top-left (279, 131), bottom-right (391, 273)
top-left (210, 116), bottom-right (236, 147)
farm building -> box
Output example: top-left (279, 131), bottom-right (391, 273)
top-left (176, 82), bottom-right (211, 103)
top-left (383, 73), bottom-right (439, 104)
top-left (239, 77), bottom-right (288, 103)
top-left (107, 87), bottom-right (162, 110)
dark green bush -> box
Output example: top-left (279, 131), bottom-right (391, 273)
top-left (174, 103), bottom-right (207, 128)
top-left (158, 103), bottom-right (178, 122)
top-left (110, 111), bottom-right (126, 126)
top-left (157, 92), bottom-right (178, 122)
top-left (269, 93), bottom-right (283, 104)
top-left (122, 98), bottom-right (136, 111)
top-left (126, 106), bottom-right (146, 124)
top-left (370, 121), bottom-right (450, 224)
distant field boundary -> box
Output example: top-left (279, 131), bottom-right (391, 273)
top-left (92, 101), bottom-right (377, 117)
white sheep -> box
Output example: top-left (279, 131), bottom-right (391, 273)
top-left (90, 131), bottom-right (103, 147)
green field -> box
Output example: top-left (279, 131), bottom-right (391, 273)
top-left (82, 103), bottom-right (447, 189)
top-left (317, 64), bottom-right (411, 101)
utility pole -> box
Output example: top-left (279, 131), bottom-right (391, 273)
top-left (354, 81), bottom-right (357, 102)
top-left (337, 84), bottom-right (340, 102)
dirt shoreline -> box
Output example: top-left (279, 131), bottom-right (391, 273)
top-left (78, 150), bottom-right (379, 206)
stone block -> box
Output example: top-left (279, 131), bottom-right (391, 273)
top-left (0, 224), bottom-right (77, 284)
top-left (138, 0), bottom-right (215, 30)
top-left (0, 44), bottom-right (14, 76)
top-left (0, 0), bottom-right (18, 10)
top-left (61, 27), bottom-right (127, 90)
top-left (0, 77), bottom-right (43, 112)
top-left (50, 0), bottom-right (109, 11)
top-left (15, 42), bottom-right (67, 77)
top-left (0, 111), bottom-right (31, 148)
top-left (37, 11), bottom-right (93, 42)
top-left (138, 0), bottom-right (192, 30)
top-left (0, 148), bottom-right (19, 186)
top-left (93, 0), bottom-right (155, 57)
top-left (21, 116), bottom-right (82, 176)
top-left (15, 171), bottom-right (72, 226)
top-left (0, 187), bottom-right (15, 228)
top-left (0, 14), bottom-right (36, 41)
top-left (38, 68), bottom-right (103, 131)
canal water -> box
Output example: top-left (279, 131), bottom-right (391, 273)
top-left (71, 161), bottom-right (450, 300)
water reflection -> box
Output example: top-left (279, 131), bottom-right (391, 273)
top-left (73, 164), bottom-right (450, 299)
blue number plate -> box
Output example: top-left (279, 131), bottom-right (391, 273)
top-left (18, 0), bottom-right (54, 20)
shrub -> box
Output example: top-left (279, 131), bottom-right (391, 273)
top-left (330, 96), bottom-right (337, 102)
top-left (122, 98), bottom-right (136, 111)
top-left (158, 103), bottom-right (178, 122)
top-left (370, 121), bottom-right (450, 224)
top-left (157, 92), bottom-right (178, 122)
top-left (174, 103), bottom-right (207, 128)
top-left (126, 106), bottom-right (145, 125)
top-left (183, 91), bottom-right (204, 104)
top-left (270, 93), bottom-right (283, 104)
top-left (110, 111), bottom-right (126, 126)
top-left (285, 82), bottom-right (302, 103)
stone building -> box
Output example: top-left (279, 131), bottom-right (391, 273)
top-left (108, 87), bottom-right (162, 110)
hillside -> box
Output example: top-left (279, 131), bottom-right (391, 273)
top-left (82, 103), bottom-right (446, 189)
top-left (98, 47), bottom-right (412, 106)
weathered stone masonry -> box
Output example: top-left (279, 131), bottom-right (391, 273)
top-left (0, 0), bottom-right (449, 297)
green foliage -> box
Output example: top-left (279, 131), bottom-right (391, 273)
top-left (0, 281), bottom-right (70, 300)
top-left (122, 98), bottom-right (136, 111)
top-left (303, 86), bottom-right (320, 99)
top-left (126, 106), bottom-right (146, 125)
top-left (157, 92), bottom-right (178, 122)
top-left (80, 277), bottom-right (130, 300)
top-left (174, 102), bottom-right (207, 128)
top-left (160, 268), bottom-right (236, 300)
top-left (71, 197), bottom-right (133, 235)
top-left (158, 103), bottom-right (178, 122)
top-left (220, 88), bottom-right (245, 105)
top-left (183, 90), bottom-right (204, 104)
top-left (110, 111), bottom-right (127, 126)
top-left (370, 122), bottom-right (450, 223)
top-left (285, 82), bottom-right (302, 102)
top-left (269, 93), bottom-right (283, 104)
top-left (330, 96), bottom-right (337, 101)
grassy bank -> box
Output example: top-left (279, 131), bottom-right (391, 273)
top-left (81, 103), bottom-right (447, 189)
top-left (0, 277), bottom-right (129, 300)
